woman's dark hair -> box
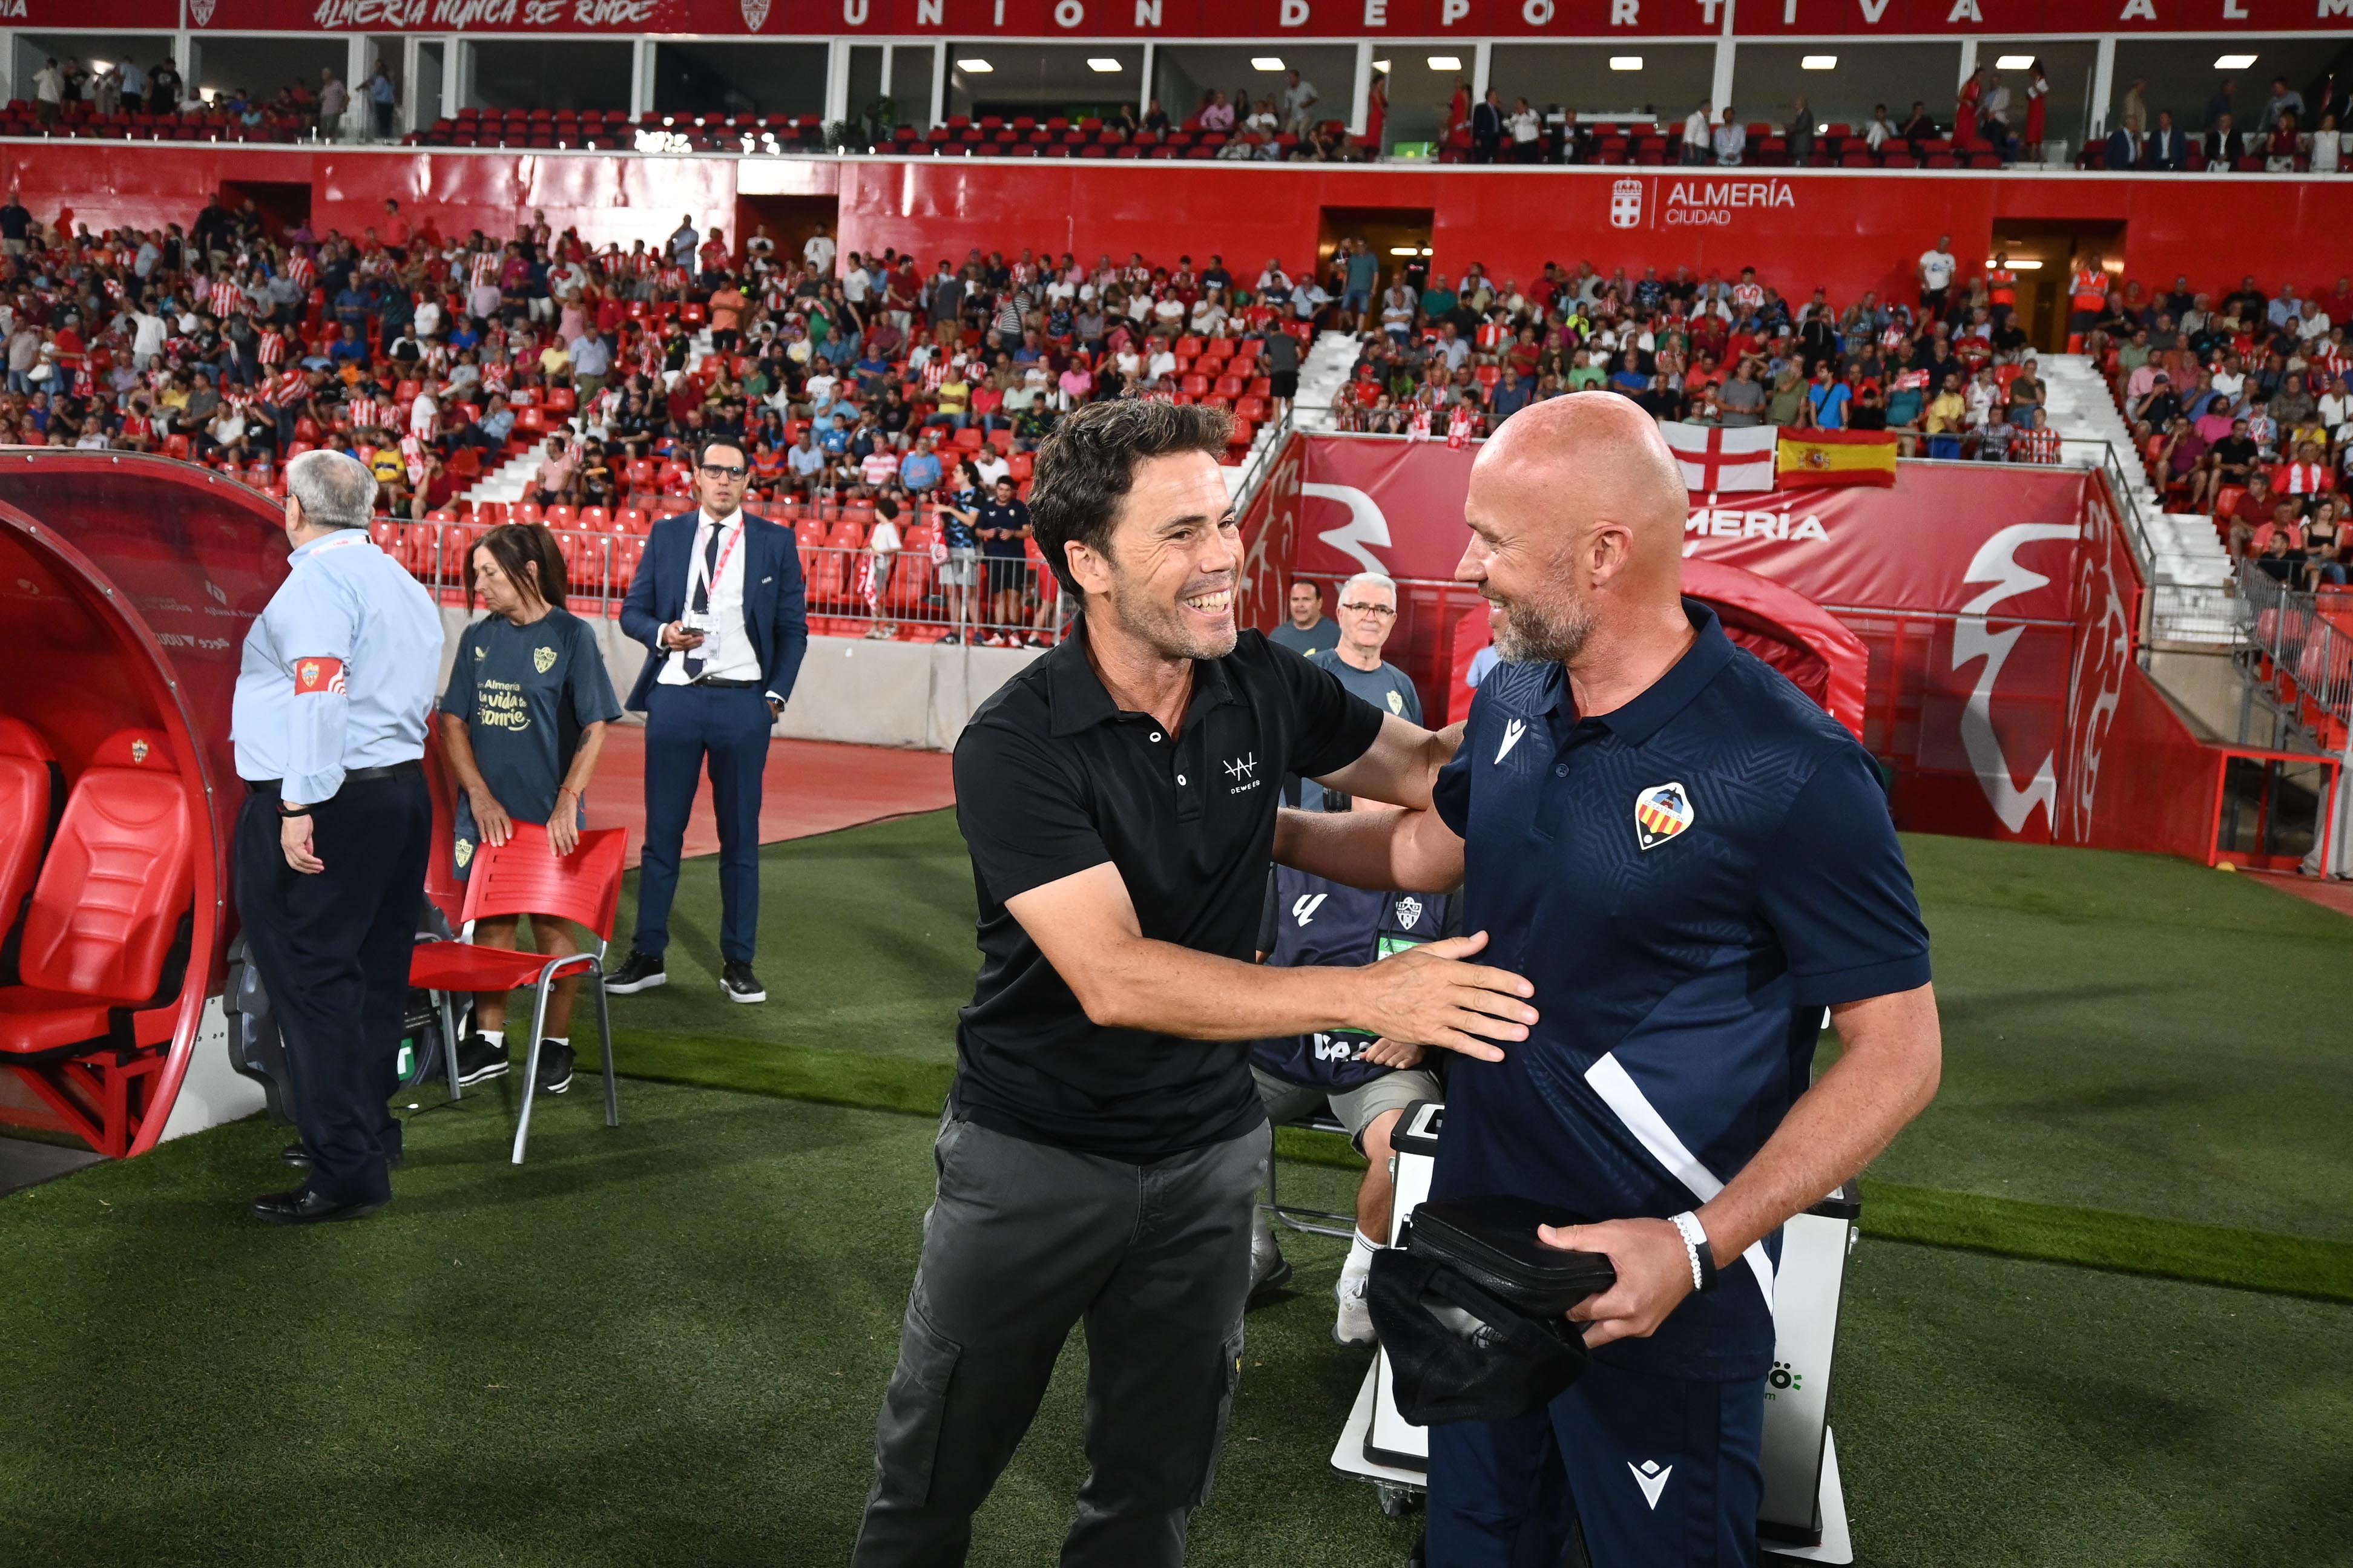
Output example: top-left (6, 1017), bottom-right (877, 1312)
top-left (1028, 396), bottom-right (1232, 598)
top-left (470, 521), bottom-right (568, 612)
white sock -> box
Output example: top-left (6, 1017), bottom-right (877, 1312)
top-left (479, 1028), bottom-right (504, 1048)
top-left (1343, 1228), bottom-right (1381, 1279)
top-left (546, 1035), bottom-right (568, 1048)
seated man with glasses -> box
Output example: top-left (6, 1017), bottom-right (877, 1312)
top-left (608, 438), bottom-right (809, 1005)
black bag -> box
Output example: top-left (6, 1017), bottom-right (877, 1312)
top-left (1366, 1196), bottom-right (1618, 1426)
top-left (1408, 1196), bottom-right (1618, 1316)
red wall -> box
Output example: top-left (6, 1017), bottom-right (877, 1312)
top-left (10, 145), bottom-right (2353, 306)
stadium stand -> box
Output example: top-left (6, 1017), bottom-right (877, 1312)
top-left (5, 188), bottom-right (2346, 646)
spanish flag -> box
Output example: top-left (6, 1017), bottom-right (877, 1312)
top-left (1775, 428), bottom-right (1898, 488)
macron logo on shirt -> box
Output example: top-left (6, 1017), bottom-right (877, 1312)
top-left (1495, 718), bottom-right (1529, 764)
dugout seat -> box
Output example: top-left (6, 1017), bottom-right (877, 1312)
top-left (0, 728), bottom-right (194, 1070)
top-left (0, 719), bottom-right (62, 954)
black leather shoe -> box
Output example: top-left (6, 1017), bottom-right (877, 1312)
top-left (721, 960), bottom-right (766, 1004)
top-left (281, 1141), bottom-right (404, 1170)
top-left (1248, 1207), bottom-right (1292, 1305)
top-left (250, 1186), bottom-right (390, 1225)
top-left (604, 949), bottom-right (666, 994)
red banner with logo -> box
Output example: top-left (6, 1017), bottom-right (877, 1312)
top-left (1299, 434), bottom-right (2088, 621)
top-left (181, 0), bottom-right (2341, 31)
top-left (1294, 433), bottom-right (2119, 841)
top-left (1235, 439), bottom-right (1302, 638)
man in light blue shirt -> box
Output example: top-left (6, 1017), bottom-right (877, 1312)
top-left (231, 449), bottom-right (443, 1226)
top-left (899, 439), bottom-right (943, 493)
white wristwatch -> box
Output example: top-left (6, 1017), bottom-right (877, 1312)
top-left (1668, 1210), bottom-right (1720, 1293)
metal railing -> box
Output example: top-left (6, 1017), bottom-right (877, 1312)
top-left (2233, 560), bottom-right (2353, 744)
top-left (375, 517), bottom-right (1068, 646)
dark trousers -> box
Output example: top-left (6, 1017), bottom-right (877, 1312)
top-left (633, 682), bottom-right (771, 965)
top-left (1424, 1360), bottom-right (1768, 1568)
top-left (852, 1113), bottom-right (1271, 1568)
top-left (233, 773), bottom-right (430, 1205)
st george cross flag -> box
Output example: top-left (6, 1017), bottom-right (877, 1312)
top-left (1661, 422), bottom-right (1777, 494)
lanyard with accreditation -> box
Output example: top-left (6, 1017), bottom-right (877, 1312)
top-left (684, 516), bottom-right (745, 664)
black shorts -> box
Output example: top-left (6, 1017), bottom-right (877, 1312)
top-left (1270, 369), bottom-right (1300, 399)
top-left (983, 551), bottom-right (1029, 594)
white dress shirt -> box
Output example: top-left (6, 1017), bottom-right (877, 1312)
top-left (658, 508), bottom-right (762, 687)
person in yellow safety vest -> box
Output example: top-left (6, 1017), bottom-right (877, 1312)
top-left (1988, 251), bottom-right (2019, 330)
top-left (2067, 252), bottom-right (2108, 352)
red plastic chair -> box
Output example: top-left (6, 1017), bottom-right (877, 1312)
top-left (406, 822), bottom-right (629, 1163)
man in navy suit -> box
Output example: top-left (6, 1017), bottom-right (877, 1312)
top-left (607, 437), bottom-right (808, 1003)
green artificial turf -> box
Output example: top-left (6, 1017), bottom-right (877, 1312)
top-left (2, 1083), bottom-right (2348, 1568)
top-left (596, 811), bottom-right (2353, 1297)
top-left (1871, 833), bottom-right (2353, 1244)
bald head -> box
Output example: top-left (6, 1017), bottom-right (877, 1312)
top-left (1458, 393), bottom-right (1689, 664)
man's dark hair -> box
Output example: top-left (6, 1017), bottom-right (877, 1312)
top-left (1028, 396), bottom-right (1231, 597)
top-left (1290, 577), bottom-right (1323, 597)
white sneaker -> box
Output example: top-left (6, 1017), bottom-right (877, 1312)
top-left (1334, 1272), bottom-right (1376, 1348)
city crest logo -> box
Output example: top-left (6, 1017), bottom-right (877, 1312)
top-left (1633, 781), bottom-right (1694, 851)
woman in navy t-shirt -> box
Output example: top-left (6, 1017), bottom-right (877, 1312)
top-left (438, 523), bottom-right (624, 1095)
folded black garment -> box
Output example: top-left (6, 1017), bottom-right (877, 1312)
top-left (1367, 1196), bottom-right (1618, 1426)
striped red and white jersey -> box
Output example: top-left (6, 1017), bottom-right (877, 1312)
top-left (347, 395), bottom-right (389, 430)
top-left (268, 369), bottom-right (309, 405)
top-left (257, 328), bottom-right (286, 364)
top-left (209, 278), bottom-right (242, 318)
top-left (286, 253), bottom-right (316, 291)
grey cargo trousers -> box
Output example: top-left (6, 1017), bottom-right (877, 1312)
top-left (851, 1110), bottom-right (1272, 1567)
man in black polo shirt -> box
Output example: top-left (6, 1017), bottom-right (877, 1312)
top-left (852, 398), bottom-right (1538, 1567)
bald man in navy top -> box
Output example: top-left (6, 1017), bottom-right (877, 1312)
top-left (1279, 393), bottom-right (1941, 1568)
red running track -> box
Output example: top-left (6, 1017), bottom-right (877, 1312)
top-left (582, 728), bottom-right (956, 867)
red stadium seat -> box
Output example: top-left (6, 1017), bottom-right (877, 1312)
top-left (0, 720), bottom-right (56, 954)
top-left (0, 729), bottom-right (194, 1064)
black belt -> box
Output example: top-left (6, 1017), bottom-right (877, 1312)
top-left (687, 676), bottom-right (762, 689)
top-left (245, 760), bottom-right (422, 795)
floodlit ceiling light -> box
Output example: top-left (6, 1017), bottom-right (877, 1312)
top-left (1372, 59), bottom-right (1391, 73)
top-left (1427, 55), bottom-right (1463, 71)
top-left (1990, 257), bottom-right (2045, 269)
top-left (1087, 57), bottom-right (1124, 72)
top-left (2214, 53), bottom-right (2257, 69)
top-left (1389, 245), bottom-right (1421, 255)
top-left (1251, 56), bottom-right (1286, 71)
top-left (960, 57), bottom-right (994, 73)
top-left (1610, 56), bottom-right (1642, 71)
top-left (1995, 53), bottom-right (2035, 69)
top-left (1801, 54), bottom-right (1837, 70)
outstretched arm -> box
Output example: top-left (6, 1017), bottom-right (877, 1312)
top-left (1311, 715), bottom-right (1463, 811)
top-left (1006, 859), bottom-right (1530, 1058)
top-left (1274, 804), bottom-right (1465, 894)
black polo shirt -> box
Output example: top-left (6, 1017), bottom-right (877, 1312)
top-left (951, 622), bottom-right (1384, 1160)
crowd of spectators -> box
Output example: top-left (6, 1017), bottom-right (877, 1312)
top-left (8, 178), bottom-right (2346, 602)
top-left (0, 191), bottom-right (1326, 638)
top-left (24, 54), bottom-right (382, 144)
top-left (2105, 272), bottom-right (2353, 586)
top-left (2098, 72), bottom-right (2351, 175)
top-left (16, 49), bottom-right (2351, 181)
top-left (1326, 243), bottom-right (2067, 466)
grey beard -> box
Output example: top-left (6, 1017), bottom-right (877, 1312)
top-left (1492, 594), bottom-right (1594, 665)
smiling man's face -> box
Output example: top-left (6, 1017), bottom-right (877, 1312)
top-left (1090, 450), bottom-right (1240, 661)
